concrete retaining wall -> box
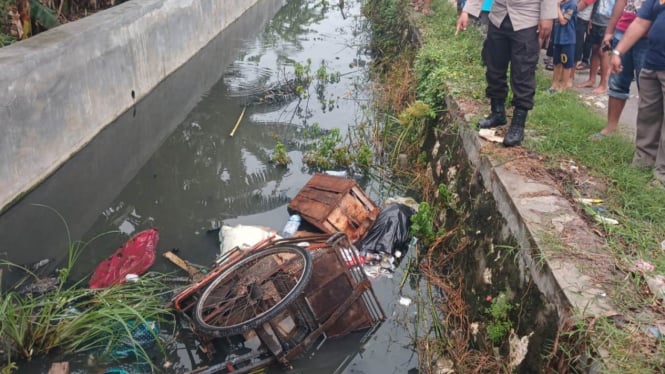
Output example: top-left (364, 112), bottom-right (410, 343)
top-left (0, 0), bottom-right (262, 213)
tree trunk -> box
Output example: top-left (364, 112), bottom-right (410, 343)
top-left (17, 0), bottom-right (31, 39)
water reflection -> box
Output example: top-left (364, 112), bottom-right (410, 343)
top-left (0, 1), bottom-right (417, 372)
top-left (75, 0), bottom-right (372, 271)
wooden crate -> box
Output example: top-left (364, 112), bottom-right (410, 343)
top-left (287, 174), bottom-right (380, 242)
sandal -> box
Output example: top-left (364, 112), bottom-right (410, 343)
top-left (589, 132), bottom-right (607, 141)
top-left (575, 62), bottom-right (589, 71)
top-left (648, 178), bottom-right (665, 190)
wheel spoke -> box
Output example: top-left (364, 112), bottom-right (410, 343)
top-left (194, 245), bottom-right (313, 336)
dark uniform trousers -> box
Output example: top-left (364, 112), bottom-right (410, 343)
top-left (482, 15), bottom-right (540, 111)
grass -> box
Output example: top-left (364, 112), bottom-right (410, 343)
top-left (0, 207), bottom-right (174, 371)
top-left (409, 0), bottom-right (665, 372)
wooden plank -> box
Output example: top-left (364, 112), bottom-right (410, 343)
top-left (306, 173), bottom-right (355, 192)
top-left (163, 251), bottom-right (200, 277)
top-left (293, 198), bottom-right (333, 223)
top-left (294, 187), bottom-right (341, 206)
top-left (340, 194), bottom-right (367, 223)
top-left (288, 174), bottom-right (378, 240)
top-left (326, 208), bottom-right (350, 232)
top-left (350, 186), bottom-right (378, 210)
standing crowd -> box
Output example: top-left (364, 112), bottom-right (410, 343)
top-left (447, 0), bottom-right (665, 187)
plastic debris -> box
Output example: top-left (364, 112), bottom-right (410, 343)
top-left (634, 260), bottom-right (655, 273)
top-left (280, 214), bottom-right (302, 238)
top-left (111, 320), bottom-right (159, 359)
top-left (643, 325), bottom-right (664, 340)
top-left (363, 257), bottom-right (395, 279)
top-left (384, 196), bottom-right (420, 211)
top-left (478, 128), bottom-right (504, 143)
top-left (509, 330), bottom-right (534, 369)
top-left (324, 170), bottom-right (348, 177)
top-left (645, 274), bottom-right (665, 301)
top-left (89, 228), bottom-right (158, 289)
top-left (594, 215), bottom-right (619, 225)
top-left (399, 296), bottom-right (412, 306)
top-left (434, 357), bottom-right (454, 374)
top-left (219, 224), bottom-right (279, 255)
top-left (575, 198), bottom-right (603, 205)
top-left (356, 204), bottom-right (415, 256)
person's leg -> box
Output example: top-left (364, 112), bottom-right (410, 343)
top-left (651, 71), bottom-right (665, 183)
top-left (544, 37), bottom-right (554, 69)
top-left (601, 32), bottom-right (647, 135)
top-left (551, 44), bottom-right (564, 90)
top-left (633, 69), bottom-right (661, 168)
top-left (505, 23), bottom-right (539, 146)
top-left (574, 18), bottom-right (587, 65)
top-left (578, 24), bottom-right (602, 88)
top-left (582, 20), bottom-right (592, 65)
top-left (578, 44), bottom-right (599, 87)
top-left (552, 64), bottom-right (563, 90)
top-left (561, 44), bottom-right (575, 89)
top-left (592, 45), bottom-right (610, 94)
top-left (478, 19), bottom-right (511, 128)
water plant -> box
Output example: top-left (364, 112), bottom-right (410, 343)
top-left (410, 201), bottom-right (436, 246)
top-left (485, 292), bottom-right (513, 345)
top-left (0, 206), bottom-right (174, 370)
top-left (270, 140), bottom-right (291, 167)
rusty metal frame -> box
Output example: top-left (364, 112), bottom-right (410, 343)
top-left (177, 233), bottom-right (385, 373)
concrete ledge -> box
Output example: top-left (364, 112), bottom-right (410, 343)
top-left (444, 93), bottom-right (617, 321)
top-left (0, 0), bottom-right (262, 213)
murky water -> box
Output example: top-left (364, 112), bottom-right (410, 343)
top-left (0, 0), bottom-right (420, 372)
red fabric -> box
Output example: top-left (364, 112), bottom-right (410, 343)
top-left (89, 228), bottom-right (159, 289)
top-left (616, 11), bottom-right (637, 32)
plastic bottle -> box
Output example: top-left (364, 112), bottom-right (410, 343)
top-left (281, 214), bottom-right (302, 238)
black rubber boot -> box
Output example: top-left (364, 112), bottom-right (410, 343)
top-left (503, 108), bottom-right (528, 147)
top-left (478, 99), bottom-right (507, 129)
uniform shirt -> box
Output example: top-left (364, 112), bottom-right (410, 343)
top-left (638, 0), bottom-right (665, 70)
top-left (554, 0), bottom-right (578, 44)
top-left (464, 0), bottom-right (558, 31)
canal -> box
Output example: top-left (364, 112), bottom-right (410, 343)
top-left (0, 0), bottom-right (421, 372)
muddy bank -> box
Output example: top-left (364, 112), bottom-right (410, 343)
top-left (361, 1), bottom-right (618, 371)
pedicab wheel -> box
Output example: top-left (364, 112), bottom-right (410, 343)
top-left (194, 245), bottom-right (313, 337)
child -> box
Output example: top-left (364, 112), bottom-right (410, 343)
top-left (576, 0), bottom-right (615, 93)
top-left (549, 0), bottom-right (578, 92)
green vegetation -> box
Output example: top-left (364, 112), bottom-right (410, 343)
top-left (1, 0), bottom-right (61, 47)
top-left (376, 0), bottom-right (665, 372)
top-left (0, 208), bottom-right (174, 370)
top-left (485, 292), bottom-right (512, 344)
top-left (410, 201), bottom-right (436, 246)
top-left (270, 140), bottom-right (291, 167)
top-left (365, 0), bottom-right (664, 371)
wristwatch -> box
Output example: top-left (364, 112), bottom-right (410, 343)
top-left (611, 49), bottom-right (621, 57)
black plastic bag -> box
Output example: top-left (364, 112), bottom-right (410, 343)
top-left (357, 204), bottom-right (415, 255)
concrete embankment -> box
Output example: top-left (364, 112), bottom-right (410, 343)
top-left (0, 0), bottom-right (263, 213)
